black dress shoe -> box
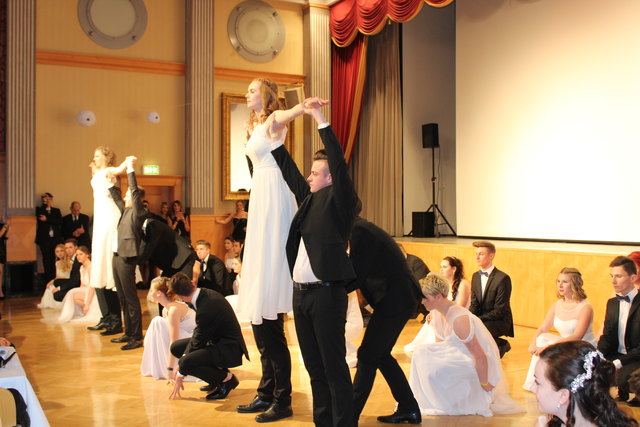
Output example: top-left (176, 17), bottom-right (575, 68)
top-left (87, 319), bottom-right (108, 331)
top-left (200, 384), bottom-right (217, 392)
top-left (237, 395), bottom-right (273, 413)
top-left (110, 335), bottom-right (131, 343)
top-left (377, 410), bottom-right (422, 424)
top-left (206, 375), bottom-right (239, 400)
top-left (121, 339), bottom-right (143, 350)
top-left (100, 325), bottom-right (123, 336)
top-left (255, 403), bottom-right (293, 423)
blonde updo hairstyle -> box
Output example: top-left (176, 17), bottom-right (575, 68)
top-left (247, 77), bottom-right (284, 134)
top-left (147, 276), bottom-right (175, 302)
top-left (420, 272), bottom-right (450, 299)
top-left (95, 146), bottom-right (116, 167)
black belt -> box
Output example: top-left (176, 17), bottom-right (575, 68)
top-left (293, 281), bottom-right (341, 291)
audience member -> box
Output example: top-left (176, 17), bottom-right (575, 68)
top-left (159, 201), bottom-right (172, 225)
top-left (533, 341), bottom-right (638, 427)
top-left (597, 255), bottom-right (640, 406)
top-left (35, 192), bottom-right (63, 283)
top-left (349, 215), bottom-right (422, 424)
top-left (232, 239), bottom-right (244, 261)
top-left (50, 239), bottom-right (81, 303)
top-left (57, 245), bottom-right (100, 323)
top-left (409, 273), bottom-right (522, 417)
top-left (61, 201), bottom-right (91, 249)
top-left (405, 256), bottom-right (471, 352)
top-left (230, 256), bottom-right (242, 295)
top-left (469, 241), bottom-right (514, 358)
top-left (193, 240), bottom-right (228, 295)
top-left (216, 200), bottom-right (248, 242)
top-left (0, 221), bottom-right (8, 300)
top-left (523, 268), bottom-right (597, 391)
top-left (108, 156), bottom-right (145, 350)
top-left (141, 277), bottom-right (196, 380)
top-left (222, 236), bottom-right (235, 272)
top-left (168, 273), bottom-right (249, 400)
top-left (170, 200), bottom-right (190, 242)
top-left (37, 243), bottom-right (71, 309)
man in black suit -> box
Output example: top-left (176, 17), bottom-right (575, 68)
top-left (51, 238), bottom-right (80, 301)
top-left (349, 216), bottom-right (422, 425)
top-left (272, 100), bottom-right (357, 427)
top-left (597, 255), bottom-right (640, 406)
top-left (61, 201), bottom-right (91, 249)
top-left (108, 156), bottom-right (145, 350)
top-left (398, 244), bottom-right (430, 320)
top-left (139, 218), bottom-right (197, 280)
top-left (194, 240), bottom-right (228, 295)
top-left (168, 273), bottom-right (249, 400)
top-left (35, 192), bottom-right (63, 283)
top-left (468, 240), bottom-right (513, 358)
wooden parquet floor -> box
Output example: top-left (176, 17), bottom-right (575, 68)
top-left (1, 292), bottom-right (638, 426)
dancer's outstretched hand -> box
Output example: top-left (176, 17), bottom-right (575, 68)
top-left (169, 375), bottom-right (184, 399)
top-left (302, 97), bottom-right (329, 111)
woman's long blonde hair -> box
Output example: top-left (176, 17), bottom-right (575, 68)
top-left (247, 78), bottom-right (284, 135)
top-left (55, 244), bottom-right (72, 273)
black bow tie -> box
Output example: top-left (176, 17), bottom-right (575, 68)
top-left (186, 301), bottom-right (195, 310)
top-left (617, 294), bottom-right (631, 303)
top-left (479, 271), bottom-right (489, 277)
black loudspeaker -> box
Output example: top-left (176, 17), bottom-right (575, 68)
top-left (422, 123), bottom-right (439, 148)
top-left (412, 211), bottom-right (435, 237)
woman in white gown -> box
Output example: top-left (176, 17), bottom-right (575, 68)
top-left (141, 277), bottom-right (196, 380)
top-left (409, 273), bottom-right (523, 417)
top-left (235, 78), bottom-right (313, 414)
top-left (523, 267), bottom-right (596, 391)
top-left (88, 147), bottom-right (126, 329)
top-left (58, 246), bottom-right (101, 323)
top-left (405, 256), bottom-right (471, 352)
top-left (38, 244), bottom-right (71, 309)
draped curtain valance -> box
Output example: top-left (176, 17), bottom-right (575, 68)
top-left (330, 0), bottom-right (454, 47)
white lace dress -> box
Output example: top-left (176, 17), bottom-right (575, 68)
top-left (523, 300), bottom-right (597, 391)
top-left (57, 264), bottom-right (101, 324)
top-left (141, 304), bottom-right (196, 380)
top-left (89, 168), bottom-right (121, 290)
top-left (409, 305), bottom-right (523, 417)
top-left (236, 121), bottom-right (297, 325)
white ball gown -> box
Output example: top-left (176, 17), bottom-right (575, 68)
top-left (236, 121), bottom-right (297, 325)
top-left (57, 264), bottom-right (101, 324)
top-left (409, 305), bottom-right (523, 417)
top-left (522, 300), bottom-right (597, 391)
top-left (141, 304), bottom-right (197, 380)
top-left (37, 260), bottom-right (71, 309)
top-left (89, 168), bottom-right (121, 290)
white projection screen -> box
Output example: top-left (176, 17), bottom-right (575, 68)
top-left (456, 0), bottom-right (640, 244)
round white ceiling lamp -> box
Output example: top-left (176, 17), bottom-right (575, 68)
top-left (77, 0), bottom-right (148, 49)
top-left (227, 0), bottom-right (286, 63)
top-left (147, 111), bottom-right (160, 124)
top-left (76, 110), bottom-right (97, 127)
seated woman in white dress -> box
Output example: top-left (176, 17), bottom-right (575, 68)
top-left (533, 341), bottom-right (637, 427)
top-left (405, 256), bottom-right (471, 352)
top-left (141, 277), bottom-right (196, 380)
top-left (523, 267), bottom-right (597, 391)
top-left (409, 273), bottom-right (523, 417)
top-left (38, 244), bottom-right (72, 309)
top-left (57, 246), bottom-right (101, 324)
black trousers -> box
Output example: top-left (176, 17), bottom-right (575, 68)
top-left (352, 307), bottom-right (419, 421)
top-left (39, 240), bottom-right (59, 283)
top-left (112, 254), bottom-right (142, 339)
top-left (610, 352), bottom-right (640, 394)
top-left (252, 314), bottom-right (292, 405)
top-left (95, 288), bottom-right (121, 320)
top-left (293, 285), bottom-right (353, 427)
top-left (170, 338), bottom-right (228, 386)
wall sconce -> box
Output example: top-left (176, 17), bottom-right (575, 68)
top-left (147, 111), bottom-right (160, 123)
top-left (76, 110), bottom-right (96, 126)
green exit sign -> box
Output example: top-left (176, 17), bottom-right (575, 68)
top-left (143, 164), bottom-right (160, 175)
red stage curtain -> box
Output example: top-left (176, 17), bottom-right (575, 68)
top-left (330, 0), bottom-right (455, 47)
top-left (331, 33), bottom-right (368, 164)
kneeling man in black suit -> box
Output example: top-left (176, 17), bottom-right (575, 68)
top-left (168, 273), bottom-right (249, 400)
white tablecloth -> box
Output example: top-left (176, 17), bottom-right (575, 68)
top-left (0, 347), bottom-right (50, 427)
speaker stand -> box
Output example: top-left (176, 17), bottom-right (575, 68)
top-left (426, 146), bottom-right (456, 237)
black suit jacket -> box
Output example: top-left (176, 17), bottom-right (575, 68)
top-left (469, 267), bottom-right (514, 338)
top-left (61, 213), bottom-right (91, 248)
top-left (35, 205), bottom-right (63, 245)
top-left (197, 255), bottom-right (229, 295)
top-left (109, 172), bottom-right (146, 258)
top-left (53, 257), bottom-right (82, 292)
top-left (349, 218), bottom-right (422, 316)
top-left (139, 219), bottom-right (195, 273)
top-left (406, 254), bottom-right (429, 282)
top-left (598, 295), bottom-right (640, 366)
top-left (272, 125), bottom-right (358, 281)
top-left (186, 288), bottom-right (249, 367)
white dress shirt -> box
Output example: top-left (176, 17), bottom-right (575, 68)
top-left (613, 287), bottom-right (638, 369)
top-left (479, 265), bottom-right (495, 298)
